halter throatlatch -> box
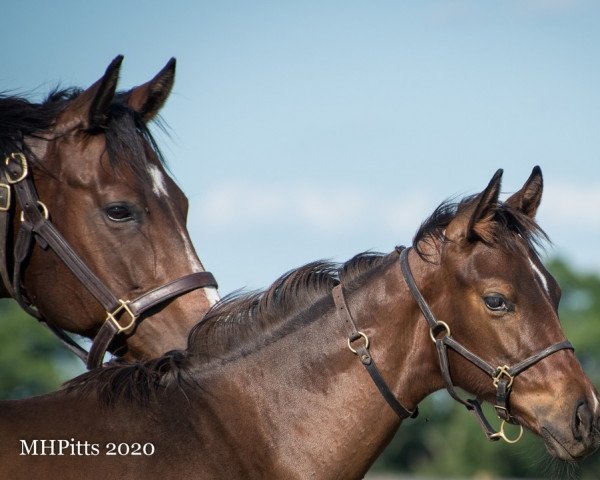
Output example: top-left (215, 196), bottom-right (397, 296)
top-left (0, 149), bottom-right (218, 369)
top-left (398, 246), bottom-right (574, 443)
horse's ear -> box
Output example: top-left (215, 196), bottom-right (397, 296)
top-left (125, 58), bottom-right (176, 122)
top-left (56, 55), bottom-right (123, 131)
top-left (446, 169), bottom-right (503, 244)
top-left (465, 169), bottom-right (503, 242)
top-left (505, 166), bottom-right (543, 219)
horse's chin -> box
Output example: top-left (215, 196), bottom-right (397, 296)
top-left (541, 426), bottom-right (600, 461)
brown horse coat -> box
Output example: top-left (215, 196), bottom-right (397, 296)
top-left (0, 169), bottom-right (597, 479)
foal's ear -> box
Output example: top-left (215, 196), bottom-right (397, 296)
top-left (445, 169), bottom-right (503, 244)
top-left (56, 55), bottom-right (123, 132)
top-left (505, 166), bottom-right (543, 219)
top-left (125, 58), bottom-right (176, 122)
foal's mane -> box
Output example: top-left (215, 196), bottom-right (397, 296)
top-left (64, 252), bottom-right (390, 405)
top-left (187, 251), bottom-right (390, 360)
top-left (64, 193), bottom-right (548, 407)
top-left (413, 193), bottom-right (548, 259)
top-left (0, 90), bottom-right (165, 179)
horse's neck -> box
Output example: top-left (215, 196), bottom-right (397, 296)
top-left (189, 253), bottom-right (440, 478)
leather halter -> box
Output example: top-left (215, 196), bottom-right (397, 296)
top-left (333, 246), bottom-right (573, 443)
top-left (333, 284), bottom-right (418, 420)
top-left (0, 150), bottom-right (218, 369)
top-left (398, 246), bottom-right (573, 442)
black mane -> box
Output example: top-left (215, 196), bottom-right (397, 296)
top-left (413, 194), bottom-right (548, 259)
top-left (64, 252), bottom-right (391, 405)
top-left (187, 251), bottom-right (389, 360)
top-left (0, 90), bottom-right (165, 179)
top-left (0, 90), bottom-right (64, 156)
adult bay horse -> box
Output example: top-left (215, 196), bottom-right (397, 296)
top-left (0, 56), bottom-right (218, 368)
top-left (1, 168), bottom-right (598, 479)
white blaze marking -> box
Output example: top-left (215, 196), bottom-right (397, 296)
top-left (529, 258), bottom-right (550, 296)
top-left (148, 164), bottom-right (169, 197)
top-left (178, 225), bottom-right (220, 306)
top-left (592, 391), bottom-right (600, 414)
top-left (203, 287), bottom-right (220, 306)
top-left (181, 231), bottom-right (203, 272)
top-left (150, 164), bottom-right (219, 305)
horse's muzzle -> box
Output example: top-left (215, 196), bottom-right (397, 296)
top-left (541, 397), bottom-right (600, 460)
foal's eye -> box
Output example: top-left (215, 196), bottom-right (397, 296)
top-left (105, 205), bottom-right (134, 222)
top-left (483, 294), bottom-right (510, 312)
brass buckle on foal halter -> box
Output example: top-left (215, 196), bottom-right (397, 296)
top-left (429, 320), bottom-right (451, 343)
top-left (106, 300), bottom-right (138, 334)
top-left (347, 331), bottom-right (370, 354)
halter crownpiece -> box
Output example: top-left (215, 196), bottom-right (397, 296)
top-left (398, 246), bottom-right (574, 443)
top-left (0, 148), bottom-right (218, 369)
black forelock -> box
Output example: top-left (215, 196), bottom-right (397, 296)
top-left (0, 89), bottom-right (167, 180)
top-left (413, 194), bottom-right (549, 260)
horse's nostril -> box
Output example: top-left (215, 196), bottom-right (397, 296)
top-left (573, 400), bottom-right (593, 441)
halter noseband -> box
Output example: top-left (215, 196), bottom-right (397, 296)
top-left (335, 246), bottom-right (573, 443)
top-left (0, 150), bottom-right (218, 369)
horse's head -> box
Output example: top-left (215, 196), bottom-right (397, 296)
top-left (422, 168), bottom-right (599, 460)
top-left (18, 57), bottom-right (217, 361)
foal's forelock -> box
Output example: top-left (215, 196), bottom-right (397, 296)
top-left (414, 197), bottom-right (548, 262)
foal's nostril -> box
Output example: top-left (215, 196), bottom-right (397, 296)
top-left (573, 400), bottom-right (593, 441)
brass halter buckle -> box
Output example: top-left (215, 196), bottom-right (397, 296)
top-left (20, 200), bottom-right (49, 222)
top-left (492, 365), bottom-right (514, 389)
top-left (106, 299), bottom-right (138, 334)
top-left (5, 152), bottom-right (29, 184)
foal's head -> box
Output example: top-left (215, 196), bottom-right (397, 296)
top-left (419, 168), bottom-right (599, 460)
top-left (12, 57), bottom-right (216, 359)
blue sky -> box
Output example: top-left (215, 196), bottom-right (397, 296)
top-left (3, 0), bottom-right (600, 294)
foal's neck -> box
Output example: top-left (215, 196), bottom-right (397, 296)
top-left (324, 250), bottom-right (442, 475)
top-left (190, 251), bottom-right (442, 478)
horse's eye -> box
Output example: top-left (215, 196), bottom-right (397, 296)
top-left (483, 294), bottom-right (509, 312)
top-left (105, 205), bottom-right (134, 222)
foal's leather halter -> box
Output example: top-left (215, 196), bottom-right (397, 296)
top-left (0, 150), bottom-right (218, 369)
top-left (335, 246), bottom-right (573, 443)
top-left (398, 246), bottom-right (573, 442)
top-left (333, 284), bottom-right (418, 420)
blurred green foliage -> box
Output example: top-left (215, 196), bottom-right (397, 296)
top-left (0, 258), bottom-right (599, 477)
top-left (0, 299), bottom-right (83, 399)
top-left (372, 257), bottom-right (600, 478)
